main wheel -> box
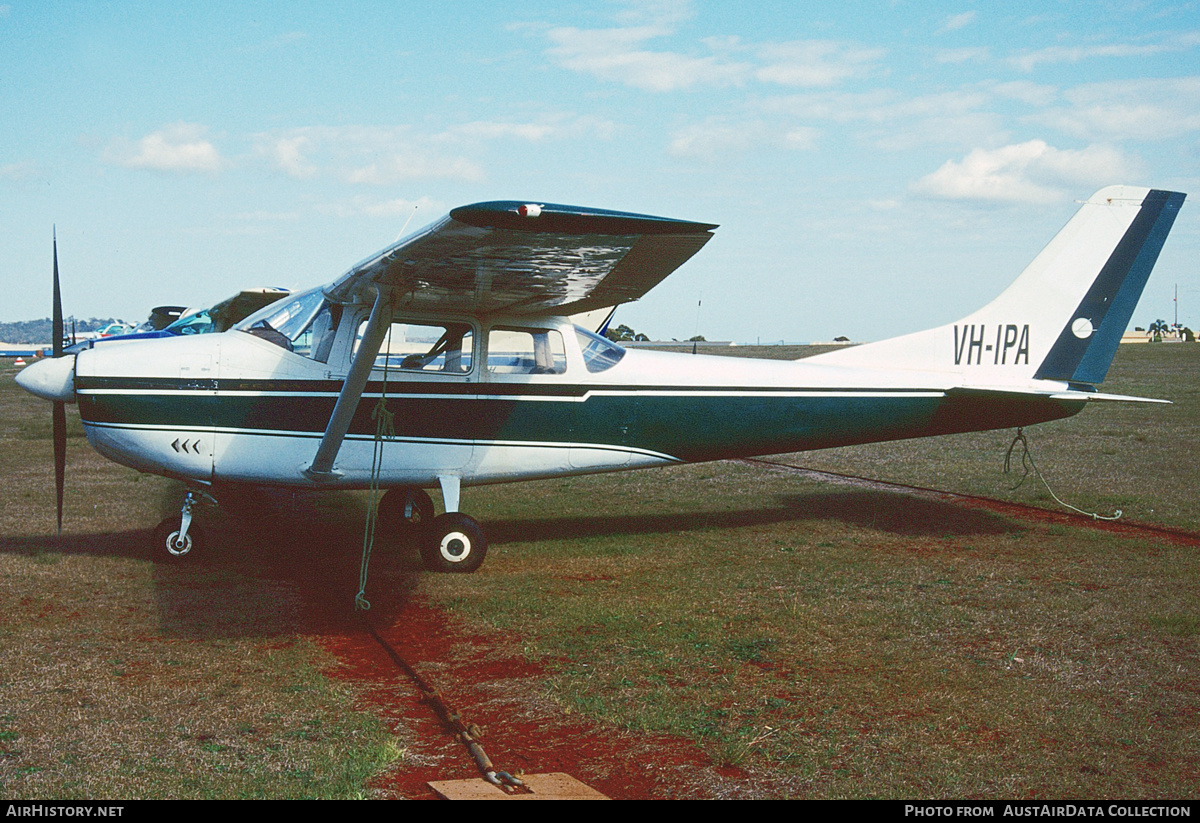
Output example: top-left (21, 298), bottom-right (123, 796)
top-left (379, 487), bottom-right (435, 536)
top-left (152, 516), bottom-right (203, 563)
top-left (420, 513), bottom-right (487, 573)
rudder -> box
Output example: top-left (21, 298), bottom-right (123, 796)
top-left (1034, 188), bottom-right (1185, 383)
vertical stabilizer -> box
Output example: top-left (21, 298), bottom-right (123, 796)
top-left (807, 186), bottom-right (1186, 386)
top-left (1033, 189), bottom-right (1184, 383)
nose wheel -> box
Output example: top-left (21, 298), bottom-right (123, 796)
top-left (151, 489), bottom-right (215, 563)
top-left (420, 512), bottom-right (487, 573)
top-left (153, 517), bottom-right (204, 562)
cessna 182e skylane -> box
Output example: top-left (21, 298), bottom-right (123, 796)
top-left (16, 185), bottom-right (1186, 572)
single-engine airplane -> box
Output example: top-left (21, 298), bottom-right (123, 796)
top-left (16, 185), bottom-right (1185, 572)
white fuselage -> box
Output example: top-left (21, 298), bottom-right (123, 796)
top-left (70, 312), bottom-right (1079, 493)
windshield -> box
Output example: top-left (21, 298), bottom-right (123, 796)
top-left (165, 309), bottom-right (214, 335)
top-left (233, 286), bottom-right (331, 357)
top-left (235, 287), bottom-right (323, 337)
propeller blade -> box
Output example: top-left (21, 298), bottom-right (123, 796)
top-left (53, 400), bottom-right (66, 535)
top-left (52, 231), bottom-right (65, 534)
top-left (53, 230), bottom-right (63, 358)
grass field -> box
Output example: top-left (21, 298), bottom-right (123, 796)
top-left (1, 343), bottom-right (1197, 798)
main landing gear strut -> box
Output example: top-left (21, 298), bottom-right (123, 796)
top-left (383, 477), bottom-right (489, 574)
top-left (151, 480), bottom-right (488, 573)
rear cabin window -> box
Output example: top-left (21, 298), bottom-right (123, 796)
top-left (575, 326), bottom-right (625, 373)
top-left (354, 320), bottom-right (474, 374)
top-left (487, 328), bottom-right (566, 375)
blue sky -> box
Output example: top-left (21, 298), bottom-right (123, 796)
top-left (2, 1), bottom-right (1198, 343)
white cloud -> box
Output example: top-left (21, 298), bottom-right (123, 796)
top-left (546, 25), bottom-right (750, 91)
top-left (935, 47), bottom-right (990, 64)
top-left (544, 24), bottom-right (884, 93)
top-left (762, 88), bottom-right (1003, 151)
top-left (255, 125), bottom-right (478, 184)
top-left (989, 80), bottom-right (1058, 107)
top-left (451, 121), bottom-right (557, 142)
top-left (765, 87), bottom-right (990, 124)
top-left (266, 134), bottom-right (316, 178)
top-left (669, 121), bottom-right (744, 159)
top-left (255, 117), bottom-right (601, 185)
top-left (783, 127), bottom-right (820, 150)
top-left (755, 40), bottom-right (885, 88)
top-left (1033, 77), bottom-right (1200, 142)
top-left (912, 140), bottom-right (1140, 203)
top-left (614, 0), bottom-right (695, 27)
top-left (364, 196), bottom-right (441, 221)
top-left (315, 195), bottom-right (444, 222)
top-left (106, 123), bottom-right (225, 173)
top-left (937, 12), bottom-right (977, 34)
top-left (1009, 42), bottom-right (1169, 73)
top-left (668, 119), bottom-right (819, 159)
top-left (344, 155), bottom-right (485, 185)
top-left (444, 114), bottom-right (616, 144)
top-left (0, 160), bottom-right (37, 180)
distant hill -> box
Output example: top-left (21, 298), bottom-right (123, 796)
top-left (0, 318), bottom-right (126, 344)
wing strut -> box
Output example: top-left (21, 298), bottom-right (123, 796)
top-left (305, 286), bottom-right (394, 481)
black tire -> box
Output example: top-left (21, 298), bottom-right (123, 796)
top-left (420, 512), bottom-right (487, 573)
top-left (152, 516), bottom-right (203, 563)
top-left (379, 487), bottom-right (435, 536)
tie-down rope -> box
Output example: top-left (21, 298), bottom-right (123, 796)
top-left (1003, 427), bottom-right (1122, 521)
top-left (357, 321), bottom-right (397, 611)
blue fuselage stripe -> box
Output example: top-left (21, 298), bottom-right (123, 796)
top-left (76, 382), bottom-right (1083, 463)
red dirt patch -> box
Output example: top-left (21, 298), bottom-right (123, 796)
top-left (317, 600), bottom-right (761, 800)
top-left (953, 494), bottom-right (1200, 547)
top-left (747, 458), bottom-right (1200, 548)
top-left (312, 476), bottom-right (1200, 800)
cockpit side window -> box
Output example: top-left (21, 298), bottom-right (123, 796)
top-left (295, 302), bottom-right (342, 362)
top-left (487, 328), bottom-right (566, 375)
top-left (353, 320), bottom-right (475, 375)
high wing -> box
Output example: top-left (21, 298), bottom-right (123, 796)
top-left (324, 201), bottom-right (717, 315)
top-left (307, 201), bottom-right (715, 481)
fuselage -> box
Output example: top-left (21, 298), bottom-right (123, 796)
top-left (69, 312), bottom-right (1082, 491)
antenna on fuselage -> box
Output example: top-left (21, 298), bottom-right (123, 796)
top-left (393, 204), bottom-right (419, 244)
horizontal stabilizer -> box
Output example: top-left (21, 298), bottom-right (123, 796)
top-left (1048, 391), bottom-right (1170, 404)
top-left (959, 384), bottom-right (1171, 404)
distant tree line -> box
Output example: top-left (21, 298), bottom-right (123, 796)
top-left (604, 323), bottom-right (714, 343)
top-left (0, 317), bottom-right (124, 344)
top-left (1140, 319), bottom-right (1194, 342)
top-left (605, 323), bottom-right (650, 342)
